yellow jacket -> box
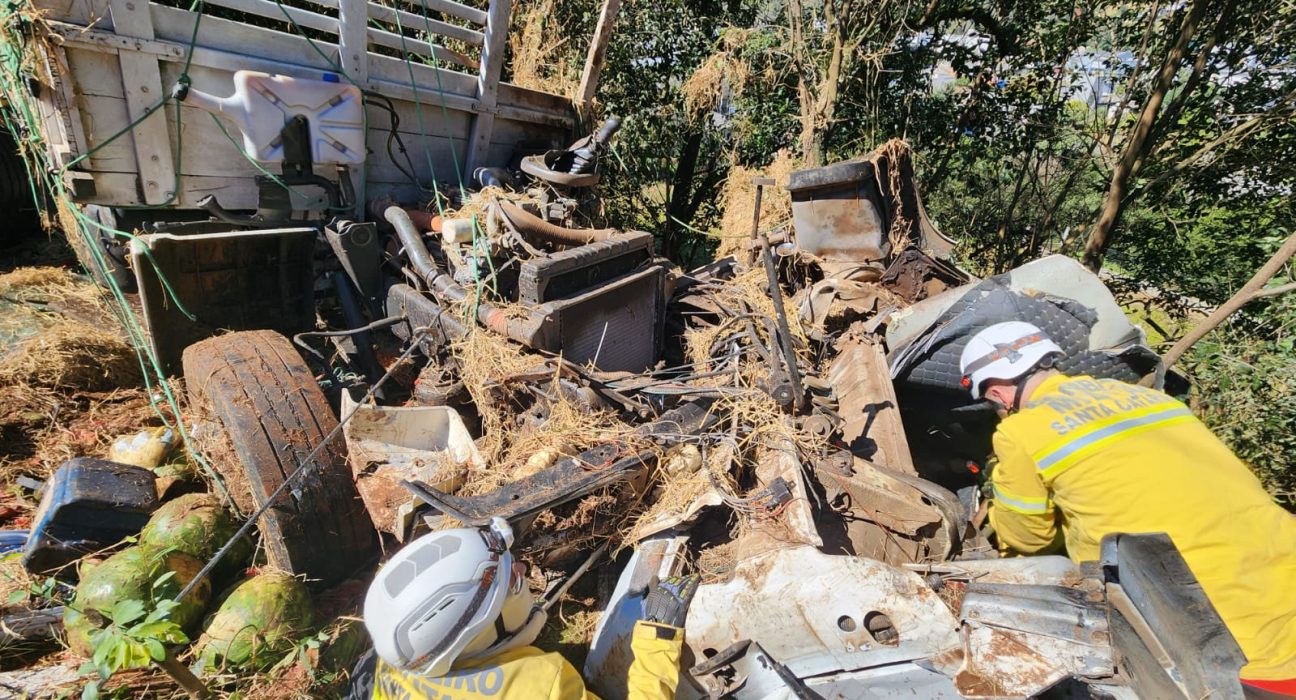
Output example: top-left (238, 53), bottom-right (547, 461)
top-left (988, 374), bottom-right (1296, 681)
top-left (372, 620), bottom-right (683, 700)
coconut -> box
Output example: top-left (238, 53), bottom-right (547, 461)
top-left (139, 493), bottom-right (251, 571)
top-left (193, 571), bottom-right (314, 673)
top-left (64, 546), bottom-right (211, 656)
top-left (315, 617), bottom-right (369, 674)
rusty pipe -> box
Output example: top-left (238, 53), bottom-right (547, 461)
top-left (405, 208), bottom-right (443, 233)
top-left (381, 204), bottom-right (545, 347)
top-left (498, 201), bottom-right (616, 247)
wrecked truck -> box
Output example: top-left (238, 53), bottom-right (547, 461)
top-left (0, 0), bottom-right (1252, 696)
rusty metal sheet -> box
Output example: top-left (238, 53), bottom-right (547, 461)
top-left (815, 459), bottom-right (947, 564)
top-left (828, 328), bottom-right (918, 475)
top-left (880, 247), bottom-right (971, 304)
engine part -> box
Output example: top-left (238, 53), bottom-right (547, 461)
top-left (498, 201), bottom-right (616, 248)
top-left (325, 219), bottom-right (383, 311)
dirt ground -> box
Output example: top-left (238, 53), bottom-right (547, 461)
top-left (0, 232), bottom-right (605, 698)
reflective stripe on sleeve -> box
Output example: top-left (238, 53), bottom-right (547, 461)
top-left (992, 483), bottom-right (1051, 515)
top-left (1033, 404), bottom-right (1194, 478)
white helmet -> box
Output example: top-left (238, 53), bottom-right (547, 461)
top-left (959, 321), bottom-right (1063, 399)
top-left (363, 517), bottom-right (546, 676)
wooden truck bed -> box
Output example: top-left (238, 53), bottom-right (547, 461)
top-left (21, 0), bottom-right (574, 210)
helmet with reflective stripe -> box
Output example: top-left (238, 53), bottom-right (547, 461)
top-left (959, 321), bottom-right (1064, 399)
top-left (364, 516), bottom-right (544, 676)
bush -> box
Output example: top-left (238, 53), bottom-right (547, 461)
top-left (1184, 297), bottom-right (1296, 509)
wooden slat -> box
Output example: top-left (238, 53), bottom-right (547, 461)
top-left (37, 48), bottom-right (91, 169)
top-left (66, 18), bottom-right (568, 129)
top-left (150, 5), bottom-right (338, 73)
top-left (402, 0), bottom-right (486, 26)
top-left (29, 0), bottom-right (108, 28)
top-left (576, 0), bottom-right (619, 111)
top-left (365, 2), bottom-right (483, 46)
top-left (46, 20), bottom-right (188, 59)
top-left (365, 53), bottom-right (478, 102)
top-left (366, 26), bottom-right (477, 70)
top-left (109, 0), bottom-right (176, 204)
top-left (203, 0), bottom-right (340, 39)
top-left (465, 0), bottom-right (509, 173)
top-left (311, 0), bottom-right (486, 25)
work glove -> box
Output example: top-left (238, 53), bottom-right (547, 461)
top-left (642, 574), bottom-right (700, 629)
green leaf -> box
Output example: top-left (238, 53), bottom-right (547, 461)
top-left (151, 571), bottom-right (177, 591)
top-left (144, 639), bottom-right (166, 663)
top-left (81, 681), bottom-right (100, 700)
top-left (110, 600), bottom-right (146, 626)
top-left (6, 589), bottom-right (26, 605)
top-left (90, 632), bottom-right (116, 669)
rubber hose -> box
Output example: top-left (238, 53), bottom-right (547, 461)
top-left (381, 205), bottom-right (545, 347)
top-left (497, 201), bottom-right (617, 247)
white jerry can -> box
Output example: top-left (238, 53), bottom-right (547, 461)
top-left (183, 70), bottom-right (365, 165)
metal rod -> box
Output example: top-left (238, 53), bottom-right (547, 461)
top-left (746, 177), bottom-right (772, 266)
top-left (749, 177), bottom-right (805, 412)
top-left (542, 543), bottom-right (608, 612)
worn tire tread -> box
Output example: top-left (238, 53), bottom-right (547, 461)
top-left (182, 330), bottom-right (375, 586)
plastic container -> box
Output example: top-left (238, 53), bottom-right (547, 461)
top-left (340, 390), bottom-right (484, 540)
top-left (22, 458), bottom-right (158, 574)
top-left (184, 70), bottom-right (365, 165)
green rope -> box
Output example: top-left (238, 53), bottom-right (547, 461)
top-left (0, 2), bottom-right (234, 505)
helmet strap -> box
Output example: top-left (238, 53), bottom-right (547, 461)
top-left (1010, 371), bottom-right (1033, 412)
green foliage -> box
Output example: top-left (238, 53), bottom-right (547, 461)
top-left (76, 570), bottom-right (191, 699)
top-left (1186, 293), bottom-right (1296, 507)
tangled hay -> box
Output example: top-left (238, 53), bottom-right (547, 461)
top-left (696, 538), bottom-right (741, 584)
top-left (0, 320), bottom-right (139, 391)
top-left (447, 328), bottom-right (545, 457)
top-left (461, 394), bottom-right (636, 496)
top-left (715, 150), bottom-right (800, 259)
top-left (0, 266), bottom-right (113, 324)
top-left (508, 0), bottom-right (580, 99)
top-left (683, 266), bottom-right (809, 376)
top-left (682, 36), bottom-right (752, 120)
top-left (626, 444), bottom-right (719, 543)
top-left (0, 267), bottom-right (73, 294)
top-left (446, 329), bottom-right (644, 498)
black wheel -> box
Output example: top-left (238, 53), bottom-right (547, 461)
top-left (183, 329), bottom-right (377, 586)
top-left (69, 205), bottom-right (135, 292)
top-left (0, 126), bottom-right (40, 246)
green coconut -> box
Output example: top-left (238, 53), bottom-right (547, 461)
top-left (192, 571), bottom-right (314, 673)
top-left (64, 546), bottom-right (212, 656)
top-left (315, 617), bottom-right (370, 674)
top-left (139, 493), bottom-right (252, 571)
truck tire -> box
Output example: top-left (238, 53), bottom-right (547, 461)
top-left (68, 206), bottom-right (135, 292)
top-left (183, 330), bottom-right (377, 586)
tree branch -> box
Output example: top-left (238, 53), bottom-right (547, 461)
top-left (1082, 0), bottom-right (1210, 271)
top-left (1251, 281), bottom-right (1296, 300)
top-left (1163, 231), bottom-right (1296, 368)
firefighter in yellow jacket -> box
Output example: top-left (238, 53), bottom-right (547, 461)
top-left (960, 321), bottom-right (1296, 694)
top-left (353, 516), bottom-right (694, 700)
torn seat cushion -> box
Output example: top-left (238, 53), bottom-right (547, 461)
top-left (891, 277), bottom-right (1160, 396)
top-left (886, 271), bottom-right (1163, 487)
